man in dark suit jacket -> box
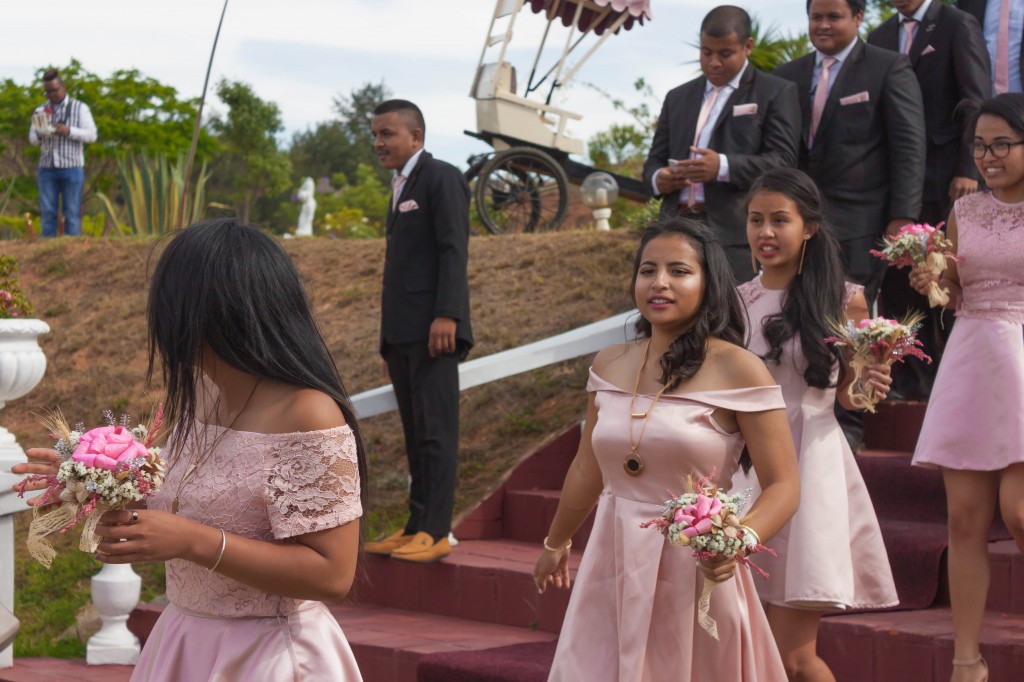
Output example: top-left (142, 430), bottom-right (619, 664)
top-left (775, 0), bottom-right (926, 302)
top-left (958, 0), bottom-right (1024, 93)
top-left (868, 0), bottom-right (990, 398)
top-left (365, 99), bottom-right (473, 563)
top-left (643, 5), bottom-right (801, 282)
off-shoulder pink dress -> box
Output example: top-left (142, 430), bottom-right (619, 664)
top-left (736, 277), bottom-right (898, 610)
top-left (914, 192), bottom-right (1024, 470)
top-left (130, 423), bottom-right (363, 682)
top-left (547, 369), bottom-right (788, 682)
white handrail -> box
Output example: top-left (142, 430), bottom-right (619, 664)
top-left (352, 309), bottom-right (639, 419)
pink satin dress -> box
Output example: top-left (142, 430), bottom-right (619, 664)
top-left (735, 277), bottom-right (898, 610)
top-left (547, 369), bottom-right (788, 682)
top-left (914, 191), bottom-right (1024, 470)
top-left (130, 423), bottom-right (363, 681)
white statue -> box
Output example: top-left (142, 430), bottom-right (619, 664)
top-left (295, 177), bottom-right (316, 237)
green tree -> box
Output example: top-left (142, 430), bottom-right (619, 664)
top-left (208, 79), bottom-right (292, 225)
top-left (0, 60), bottom-right (215, 216)
top-left (332, 81), bottom-right (392, 184)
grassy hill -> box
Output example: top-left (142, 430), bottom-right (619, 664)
top-left (2, 230), bottom-right (639, 655)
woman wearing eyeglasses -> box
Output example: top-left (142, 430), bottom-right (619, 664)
top-left (910, 93), bottom-right (1024, 682)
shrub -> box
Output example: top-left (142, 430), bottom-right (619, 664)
top-left (0, 255), bottom-right (33, 318)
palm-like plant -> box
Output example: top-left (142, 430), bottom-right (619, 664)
top-left (750, 18), bottom-right (812, 73)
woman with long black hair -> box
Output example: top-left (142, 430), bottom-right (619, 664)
top-left (14, 219), bottom-right (367, 680)
top-left (739, 167), bottom-right (897, 682)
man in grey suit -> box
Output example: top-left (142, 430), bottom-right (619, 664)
top-left (643, 5), bottom-right (801, 282)
top-left (868, 0), bottom-right (990, 399)
top-left (775, 0), bottom-right (926, 302)
top-left (958, 0), bottom-right (1024, 94)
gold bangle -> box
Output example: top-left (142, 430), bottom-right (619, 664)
top-left (209, 528), bottom-right (227, 572)
top-left (740, 525), bottom-right (761, 548)
top-left (543, 536), bottom-right (571, 552)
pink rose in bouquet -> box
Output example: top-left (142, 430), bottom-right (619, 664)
top-left (72, 425), bottom-right (149, 470)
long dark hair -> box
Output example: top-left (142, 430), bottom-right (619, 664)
top-left (146, 219), bottom-right (368, 511)
top-left (747, 168), bottom-right (845, 388)
top-left (632, 218), bottom-right (746, 390)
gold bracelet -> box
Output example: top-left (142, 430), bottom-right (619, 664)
top-left (209, 528), bottom-right (227, 572)
top-left (740, 525), bottom-right (761, 548)
top-left (543, 536), bottom-right (572, 552)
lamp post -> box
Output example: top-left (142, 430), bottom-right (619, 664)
top-left (580, 172), bottom-right (619, 231)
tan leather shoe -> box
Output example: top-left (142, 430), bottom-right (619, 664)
top-left (364, 529), bottom-right (415, 555)
top-left (390, 531), bottom-right (451, 563)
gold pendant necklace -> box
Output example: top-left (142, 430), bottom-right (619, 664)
top-left (171, 377), bottom-right (261, 514)
top-left (625, 340), bottom-right (670, 477)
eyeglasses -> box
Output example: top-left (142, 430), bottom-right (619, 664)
top-left (969, 140), bottom-right (1024, 159)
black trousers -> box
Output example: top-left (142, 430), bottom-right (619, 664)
top-left (385, 342), bottom-right (460, 539)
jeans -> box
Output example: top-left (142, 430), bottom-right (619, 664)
top-left (37, 167), bottom-right (85, 237)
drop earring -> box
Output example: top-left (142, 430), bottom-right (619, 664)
top-left (751, 252), bottom-right (759, 275)
top-left (798, 240), bottom-right (808, 276)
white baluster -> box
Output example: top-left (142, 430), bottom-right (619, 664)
top-left (87, 563), bottom-right (141, 665)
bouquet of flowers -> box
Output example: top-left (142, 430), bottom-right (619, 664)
top-left (825, 313), bottom-right (932, 413)
top-left (641, 470), bottom-right (773, 639)
top-left (870, 223), bottom-right (957, 307)
top-left (21, 409), bottom-right (165, 568)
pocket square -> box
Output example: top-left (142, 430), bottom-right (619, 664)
top-left (840, 91), bottom-right (870, 106)
top-left (398, 200), bottom-right (419, 213)
top-left (732, 103), bottom-right (758, 117)
top-left (921, 45), bottom-right (936, 56)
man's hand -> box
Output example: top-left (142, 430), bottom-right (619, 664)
top-left (655, 166), bottom-right (691, 195)
top-left (673, 146), bottom-right (721, 183)
top-left (428, 317), bottom-right (457, 358)
top-left (948, 176), bottom-right (978, 203)
top-left (885, 218), bottom-right (914, 238)
top-left (54, 124), bottom-right (70, 137)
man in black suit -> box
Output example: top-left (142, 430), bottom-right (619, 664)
top-left (775, 0), bottom-right (926, 302)
top-left (643, 5), bottom-right (801, 282)
top-left (868, 0), bottom-right (990, 398)
top-left (958, 0), bottom-right (1024, 94)
top-left (365, 99), bottom-right (473, 563)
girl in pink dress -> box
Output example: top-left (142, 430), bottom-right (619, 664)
top-left (532, 219), bottom-right (800, 681)
top-left (14, 220), bottom-right (367, 681)
top-left (739, 168), bottom-right (897, 682)
top-left (911, 94), bottom-right (1024, 682)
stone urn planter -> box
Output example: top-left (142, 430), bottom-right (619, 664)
top-left (0, 318), bottom-right (49, 667)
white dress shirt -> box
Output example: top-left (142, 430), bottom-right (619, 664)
top-left (984, 0), bottom-right (1024, 93)
top-left (812, 37), bottom-right (860, 102)
top-left (898, 0), bottom-right (933, 53)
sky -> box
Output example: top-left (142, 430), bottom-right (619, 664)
top-left (4, 1), bottom-right (810, 171)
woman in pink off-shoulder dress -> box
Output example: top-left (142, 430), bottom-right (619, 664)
top-left (910, 94), bottom-right (1024, 682)
top-left (738, 168), bottom-right (898, 682)
top-left (14, 219), bottom-right (367, 681)
top-left (533, 219), bottom-right (800, 682)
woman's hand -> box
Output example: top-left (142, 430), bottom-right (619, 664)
top-left (94, 509), bottom-right (199, 565)
top-left (859, 362), bottom-right (893, 403)
top-left (699, 554), bottom-right (738, 583)
top-left (11, 448), bottom-right (61, 505)
top-left (533, 546), bottom-right (571, 593)
top-left (909, 264), bottom-right (939, 297)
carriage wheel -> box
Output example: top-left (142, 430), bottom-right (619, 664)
top-left (474, 147), bottom-right (569, 234)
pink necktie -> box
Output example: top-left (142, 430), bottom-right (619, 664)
top-left (902, 19), bottom-right (917, 55)
top-left (391, 173), bottom-right (405, 211)
top-left (995, 0), bottom-right (1012, 94)
top-left (809, 56), bottom-right (837, 147)
top-left (687, 85), bottom-right (723, 207)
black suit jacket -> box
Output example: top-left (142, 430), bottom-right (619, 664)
top-left (868, 2), bottom-right (990, 205)
top-left (642, 65), bottom-right (801, 246)
top-left (959, 0), bottom-right (1024, 89)
top-left (774, 40), bottom-right (926, 241)
top-left (380, 151), bottom-right (473, 357)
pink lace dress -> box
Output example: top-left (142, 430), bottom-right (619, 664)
top-left (548, 370), bottom-right (788, 682)
top-left (735, 278), bottom-right (898, 610)
top-left (914, 192), bottom-right (1024, 470)
top-left (130, 423), bottom-right (363, 682)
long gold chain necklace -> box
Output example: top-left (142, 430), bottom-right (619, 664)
top-left (625, 340), bottom-right (670, 477)
top-left (170, 377), bottom-right (261, 514)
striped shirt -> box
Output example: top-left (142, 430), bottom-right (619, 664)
top-left (28, 96), bottom-right (97, 169)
